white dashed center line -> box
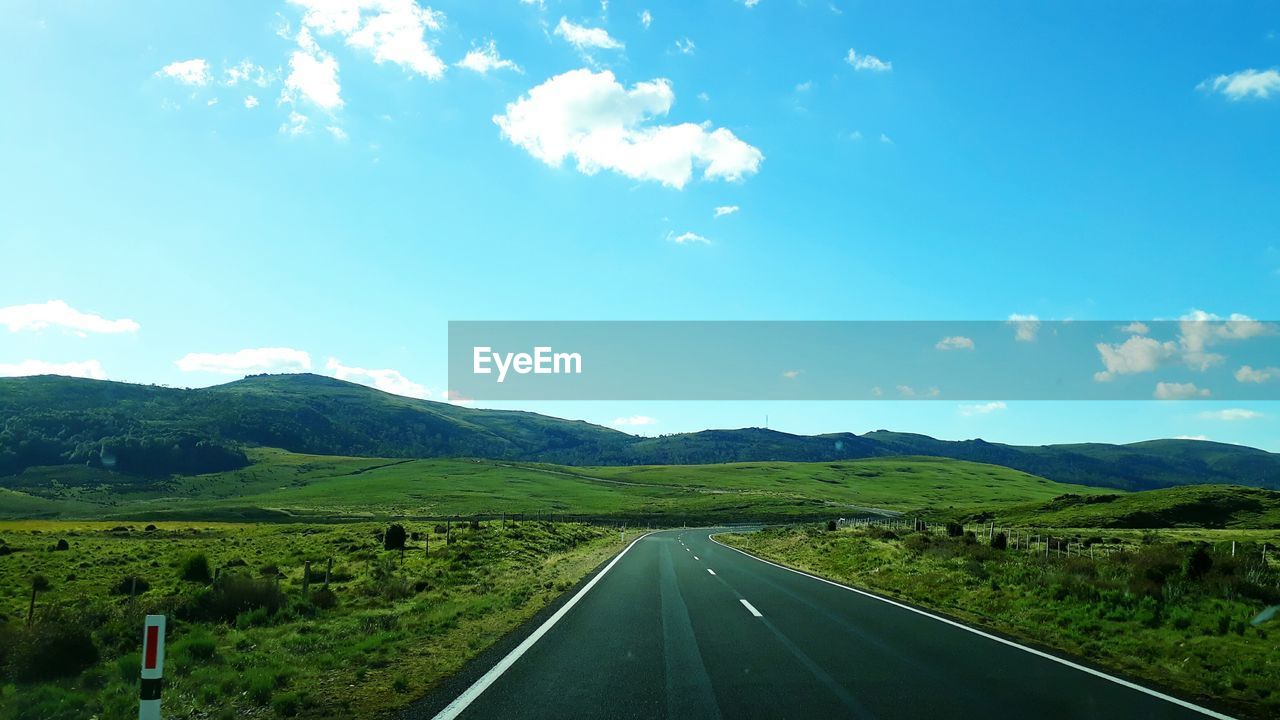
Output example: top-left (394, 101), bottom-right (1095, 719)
top-left (707, 568), bottom-right (716, 576)
top-left (693, 556), bottom-right (699, 560)
top-left (739, 599), bottom-right (763, 617)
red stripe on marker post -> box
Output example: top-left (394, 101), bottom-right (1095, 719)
top-left (139, 615), bottom-right (166, 720)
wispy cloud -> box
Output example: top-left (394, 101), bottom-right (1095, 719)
top-left (1198, 68), bottom-right (1280, 100)
top-left (782, 369), bottom-right (802, 379)
top-left (639, 9), bottom-right (652, 29)
top-left (959, 401), bottom-right (1006, 416)
top-left (674, 38), bottom-right (696, 55)
top-left (847, 49), bottom-right (891, 72)
top-left (326, 358), bottom-right (429, 399)
top-left (554, 17), bottom-right (623, 51)
top-left (1007, 313), bottom-right (1040, 342)
top-left (1197, 408), bottom-right (1263, 421)
top-left (175, 347), bottom-right (312, 375)
top-left (157, 59), bottom-right (210, 86)
top-left (613, 415), bottom-right (657, 426)
top-left (457, 40), bottom-right (520, 74)
top-left (1154, 381), bottom-right (1210, 400)
top-left (0, 359), bottom-right (107, 380)
top-left (667, 230), bottom-right (710, 245)
top-left (713, 205), bottom-right (740, 218)
top-left (1236, 365), bottom-right (1279, 383)
top-left (0, 300), bottom-right (139, 335)
top-left (935, 336), bottom-right (975, 351)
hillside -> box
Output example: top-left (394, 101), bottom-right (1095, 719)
top-left (0, 448), bottom-right (1104, 522)
top-left (2, 374), bottom-right (1279, 492)
top-left (971, 485), bottom-right (1280, 529)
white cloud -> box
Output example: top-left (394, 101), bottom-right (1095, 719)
top-left (0, 359), bottom-right (107, 380)
top-left (0, 300), bottom-right (139, 335)
top-left (554, 17), bottom-right (623, 51)
top-left (289, 0), bottom-right (447, 79)
top-left (326, 357), bottom-right (429, 398)
top-left (713, 205), bottom-right (739, 218)
top-left (1154, 381), bottom-right (1210, 400)
top-left (223, 60), bottom-right (272, 88)
top-left (667, 230), bottom-right (709, 245)
top-left (1197, 408), bottom-right (1264, 421)
top-left (1007, 313), bottom-right (1040, 342)
top-left (457, 39), bottom-right (520, 74)
top-left (847, 130), bottom-right (863, 141)
top-left (1236, 365), bottom-right (1279, 383)
top-left (175, 347), bottom-right (312, 375)
top-left (494, 69), bottom-right (763, 189)
top-left (935, 336), bottom-right (975, 351)
top-left (879, 133), bottom-right (893, 144)
top-left (675, 38), bottom-right (695, 55)
top-left (1093, 336), bottom-right (1178, 382)
top-left (847, 49), bottom-right (891, 72)
top-left (897, 385), bottom-right (940, 398)
top-left (1175, 434), bottom-right (1211, 441)
top-left (1120, 322), bottom-right (1149, 335)
top-left (283, 28), bottom-right (344, 110)
top-left (782, 369), bottom-right (802, 379)
top-left (959, 401), bottom-right (1006, 416)
top-left (327, 125), bottom-right (349, 140)
top-left (281, 110), bottom-right (310, 135)
top-left (244, 95), bottom-right (260, 109)
top-left (520, 0), bottom-right (544, 7)
top-left (157, 59), bottom-right (211, 86)
top-left (743, 0), bottom-right (761, 7)
top-left (639, 9), bottom-right (652, 28)
top-left (1198, 68), bottom-right (1280, 100)
top-left (612, 415), bottom-right (657, 426)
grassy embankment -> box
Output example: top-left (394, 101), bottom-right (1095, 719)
top-left (0, 448), bottom-right (1108, 522)
top-left (0, 520), bottom-right (631, 719)
top-left (721, 524), bottom-right (1280, 720)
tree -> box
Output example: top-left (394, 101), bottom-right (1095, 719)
top-left (384, 524), bottom-right (407, 551)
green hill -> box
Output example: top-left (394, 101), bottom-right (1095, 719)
top-left (972, 485), bottom-right (1280, 529)
top-left (3, 374), bottom-right (1279, 492)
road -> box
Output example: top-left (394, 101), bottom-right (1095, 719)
top-left (429, 528), bottom-right (1231, 720)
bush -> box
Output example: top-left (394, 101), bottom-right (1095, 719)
top-left (183, 573), bottom-right (284, 623)
top-left (990, 532), bottom-right (1008, 550)
top-left (946, 522), bottom-right (964, 537)
top-left (272, 692), bottom-right (303, 717)
top-left (30, 574), bottom-right (50, 592)
top-left (171, 627), bottom-right (218, 662)
top-left (54, 539), bottom-right (69, 551)
top-left (826, 520), bottom-right (838, 532)
top-left (181, 553), bottom-right (212, 583)
top-left (112, 575), bottom-right (150, 596)
top-left (6, 684), bottom-right (92, 720)
top-left (384, 524), bottom-right (407, 551)
top-left (1183, 545), bottom-right (1213, 580)
top-left (311, 588), bottom-right (339, 610)
top-left (6, 613), bottom-right (99, 682)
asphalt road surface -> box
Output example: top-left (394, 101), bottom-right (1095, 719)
top-left (431, 529), bottom-right (1232, 720)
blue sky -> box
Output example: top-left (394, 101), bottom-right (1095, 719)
top-left (2, 0), bottom-right (1279, 449)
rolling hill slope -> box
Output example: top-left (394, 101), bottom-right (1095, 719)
top-left (2, 374), bottom-right (1278, 492)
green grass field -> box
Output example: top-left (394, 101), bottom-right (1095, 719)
top-left (0, 519), bottom-right (632, 719)
top-left (960, 485), bottom-right (1280, 529)
top-left (722, 524), bottom-right (1280, 720)
top-left (0, 449), bottom-right (1113, 523)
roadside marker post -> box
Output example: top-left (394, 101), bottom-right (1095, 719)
top-left (139, 614), bottom-right (166, 720)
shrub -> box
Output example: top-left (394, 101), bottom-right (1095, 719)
top-left (311, 588), bottom-right (338, 610)
top-left (112, 575), bottom-right (150, 596)
top-left (184, 573), bottom-right (284, 623)
top-left (6, 614), bottom-right (99, 682)
top-left (54, 539), bottom-right (69, 551)
top-left (181, 553), bottom-right (212, 583)
top-left (172, 627), bottom-right (218, 662)
top-left (30, 574), bottom-right (50, 592)
top-left (1183, 545), bottom-right (1213, 580)
top-left (826, 520), bottom-right (838, 532)
top-left (946, 522), bottom-right (964, 537)
top-left (990, 532), bottom-right (1008, 550)
top-left (272, 692), bottom-right (303, 717)
top-left (384, 524), bottom-right (407, 551)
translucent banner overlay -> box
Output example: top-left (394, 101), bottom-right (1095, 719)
top-left (447, 320), bottom-right (1280, 401)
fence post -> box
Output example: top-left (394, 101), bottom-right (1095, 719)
top-left (324, 558), bottom-right (332, 590)
top-left (302, 561), bottom-right (311, 596)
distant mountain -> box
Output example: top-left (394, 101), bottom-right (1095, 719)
top-left (2, 374), bottom-right (1278, 491)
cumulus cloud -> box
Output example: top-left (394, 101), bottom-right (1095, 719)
top-left (782, 369), bottom-right (802, 379)
top-left (326, 357), bottom-right (429, 398)
top-left (1093, 336), bottom-right (1178, 382)
top-left (897, 385), bottom-right (940, 398)
top-left (157, 59), bottom-right (211, 86)
top-left (1198, 68), bottom-right (1280, 100)
top-left (0, 300), bottom-right (139, 335)
top-left (456, 40), bottom-right (520, 74)
top-left (846, 49), bottom-right (891, 72)
top-left (612, 415), bottom-right (657, 426)
top-left (494, 69), bottom-right (763, 189)
top-left (244, 95), bottom-right (260, 109)
top-left (935, 336), bottom-right (975, 351)
top-left (0, 359), bottom-right (107, 380)
top-left (959, 401), bottom-right (1006, 416)
top-left (674, 38), bottom-right (695, 55)
top-left (175, 347), bottom-right (312, 375)
top-left (1120, 322), bottom-right (1149, 335)
top-left (283, 28), bottom-right (344, 110)
top-left (1154, 381), bottom-right (1210, 400)
top-left (639, 9), bottom-right (652, 28)
top-left (223, 59), bottom-right (273, 87)
top-left (554, 17), bottom-right (623, 51)
top-left (1197, 408), bottom-right (1263, 421)
top-left (1236, 365), bottom-right (1279, 383)
top-left (1007, 314), bottom-right (1040, 342)
top-left (288, 0), bottom-right (447, 79)
top-left (713, 205), bottom-right (739, 218)
top-left (667, 231), bottom-right (709, 245)
top-left (281, 110), bottom-right (310, 135)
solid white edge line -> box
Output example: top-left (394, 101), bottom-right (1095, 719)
top-left (431, 531), bottom-right (657, 720)
top-left (708, 533), bottom-right (1236, 720)
top-left (740, 598), bottom-right (763, 617)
